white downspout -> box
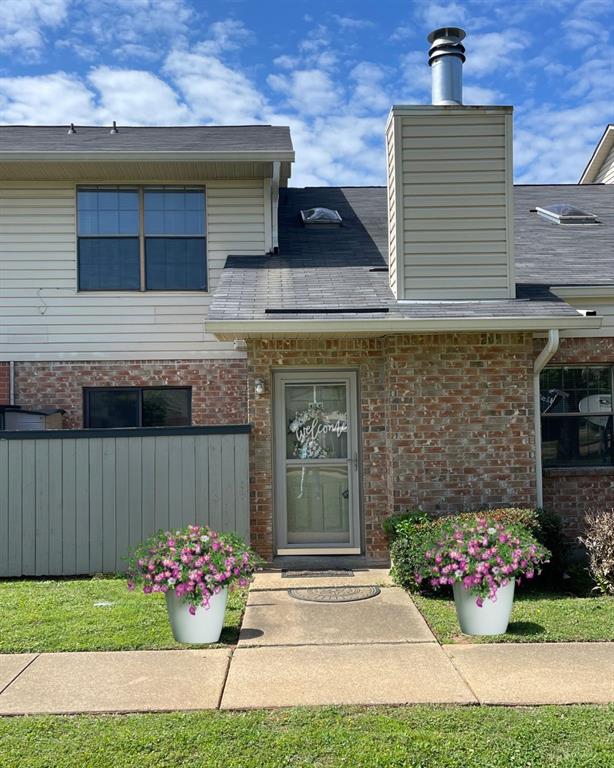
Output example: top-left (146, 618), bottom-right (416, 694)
top-left (533, 329), bottom-right (559, 508)
top-left (271, 161), bottom-right (280, 253)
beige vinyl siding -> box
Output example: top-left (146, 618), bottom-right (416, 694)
top-left (388, 106), bottom-right (514, 300)
top-left (594, 145), bottom-right (614, 184)
top-left (0, 179), bottom-right (267, 360)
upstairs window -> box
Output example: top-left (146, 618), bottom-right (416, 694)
top-left (84, 387), bottom-right (192, 429)
top-left (77, 186), bottom-right (207, 291)
top-left (77, 188), bottom-right (140, 290)
top-left (144, 188), bottom-right (207, 290)
top-left (540, 366), bottom-right (613, 467)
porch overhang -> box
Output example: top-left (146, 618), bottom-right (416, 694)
top-left (206, 313), bottom-right (603, 340)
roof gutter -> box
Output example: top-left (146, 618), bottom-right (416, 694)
top-left (0, 150), bottom-right (296, 163)
top-left (206, 314), bottom-right (602, 336)
top-left (533, 329), bottom-right (560, 508)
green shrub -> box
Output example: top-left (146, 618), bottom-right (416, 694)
top-left (389, 507), bottom-right (545, 592)
top-left (534, 507), bottom-right (568, 586)
top-left (382, 510), bottom-right (430, 542)
top-left (390, 526), bottom-right (434, 591)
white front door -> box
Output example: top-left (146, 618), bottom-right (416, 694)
top-left (274, 371), bottom-right (361, 555)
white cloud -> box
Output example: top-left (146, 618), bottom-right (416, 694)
top-left (87, 67), bottom-right (190, 124)
top-left (268, 69), bottom-right (342, 117)
top-left (332, 15), bottom-right (374, 30)
top-left (349, 62), bottom-right (392, 112)
top-left (165, 49), bottom-right (267, 124)
top-left (0, 0), bottom-right (68, 59)
top-left (273, 54), bottom-right (299, 70)
top-left (61, 0), bottom-right (195, 61)
top-left (463, 85), bottom-right (502, 104)
top-left (417, 2), bottom-right (469, 29)
top-left (465, 31), bottom-right (528, 77)
top-left (197, 19), bottom-right (252, 55)
top-left (0, 73), bottom-right (96, 124)
top-left (399, 51), bottom-right (431, 100)
top-left (563, 17), bottom-right (608, 49)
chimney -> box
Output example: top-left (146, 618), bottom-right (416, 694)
top-left (428, 27), bottom-right (466, 105)
top-left (385, 28), bottom-right (514, 301)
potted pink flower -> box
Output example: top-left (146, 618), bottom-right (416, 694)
top-left (415, 518), bottom-right (550, 635)
top-left (127, 525), bottom-right (261, 644)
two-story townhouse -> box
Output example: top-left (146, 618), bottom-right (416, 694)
top-left (1, 27), bottom-right (612, 569)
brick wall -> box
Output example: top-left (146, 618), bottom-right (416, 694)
top-left (14, 359), bottom-right (248, 428)
top-left (0, 362), bottom-right (9, 404)
top-left (385, 332), bottom-right (536, 516)
top-left (543, 469), bottom-right (614, 538)
top-left (541, 337), bottom-right (614, 534)
top-left (247, 333), bottom-right (536, 562)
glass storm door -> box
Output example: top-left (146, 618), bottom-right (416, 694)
top-left (274, 371), bottom-right (360, 555)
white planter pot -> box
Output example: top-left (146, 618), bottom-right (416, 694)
top-left (165, 587), bottom-right (228, 644)
top-left (453, 580), bottom-right (515, 636)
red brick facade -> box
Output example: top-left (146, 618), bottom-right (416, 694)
top-left (541, 337), bottom-right (614, 536)
top-left (14, 359), bottom-right (248, 429)
top-left (247, 333), bottom-right (536, 562)
top-left (0, 362), bottom-right (9, 404)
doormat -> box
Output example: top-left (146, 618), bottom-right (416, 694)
top-left (287, 585), bottom-right (380, 603)
top-left (282, 569), bottom-right (354, 579)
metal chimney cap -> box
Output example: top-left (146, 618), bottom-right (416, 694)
top-left (427, 27), bottom-right (466, 44)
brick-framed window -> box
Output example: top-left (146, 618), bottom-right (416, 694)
top-left (540, 366), bottom-right (614, 467)
top-left (77, 186), bottom-right (207, 292)
top-left (84, 387), bottom-right (192, 429)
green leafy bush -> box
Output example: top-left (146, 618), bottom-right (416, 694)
top-left (579, 510), bottom-right (614, 595)
top-left (534, 507), bottom-right (568, 586)
top-left (382, 510), bottom-right (429, 542)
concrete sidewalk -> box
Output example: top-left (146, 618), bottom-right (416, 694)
top-left (0, 569), bottom-right (612, 714)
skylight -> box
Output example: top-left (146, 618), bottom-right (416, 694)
top-left (536, 204), bottom-right (599, 225)
top-left (300, 207), bottom-right (342, 226)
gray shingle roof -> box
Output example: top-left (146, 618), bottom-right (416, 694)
top-left (0, 125), bottom-right (293, 154)
top-left (514, 184), bottom-right (614, 286)
top-left (209, 185), bottom-right (606, 326)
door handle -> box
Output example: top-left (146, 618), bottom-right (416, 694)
top-left (342, 489), bottom-right (349, 499)
top-left (353, 451), bottom-right (358, 471)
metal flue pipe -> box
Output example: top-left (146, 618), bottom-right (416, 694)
top-left (428, 27), bottom-right (466, 105)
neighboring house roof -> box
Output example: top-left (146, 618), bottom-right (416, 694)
top-left (579, 124), bottom-right (614, 184)
top-left (208, 185), bottom-right (608, 333)
top-left (0, 124), bottom-right (294, 158)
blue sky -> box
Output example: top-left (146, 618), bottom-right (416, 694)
top-left (0, 0), bottom-right (611, 186)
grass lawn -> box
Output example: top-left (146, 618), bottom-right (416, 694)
top-left (0, 705), bottom-right (612, 768)
top-left (0, 577), bottom-right (247, 653)
top-left (412, 589), bottom-right (614, 644)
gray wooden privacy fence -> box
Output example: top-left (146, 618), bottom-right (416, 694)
top-left (0, 425), bottom-right (250, 577)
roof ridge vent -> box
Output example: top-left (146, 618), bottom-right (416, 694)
top-left (300, 207), bottom-right (342, 226)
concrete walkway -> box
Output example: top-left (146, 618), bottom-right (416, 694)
top-left (0, 569), bottom-right (612, 714)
